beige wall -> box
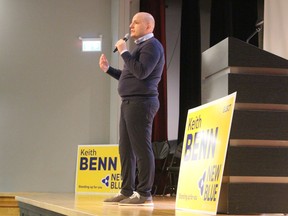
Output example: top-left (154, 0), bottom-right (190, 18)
top-left (0, 0), bottom-right (113, 192)
top-left (264, 0), bottom-right (288, 59)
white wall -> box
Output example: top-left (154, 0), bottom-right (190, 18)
top-left (264, 0), bottom-right (288, 59)
top-left (0, 0), bottom-right (112, 192)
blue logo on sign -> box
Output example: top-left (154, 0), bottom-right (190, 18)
top-left (102, 175), bottom-right (109, 187)
top-left (198, 171), bottom-right (206, 196)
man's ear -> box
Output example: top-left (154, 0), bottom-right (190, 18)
top-left (146, 24), bottom-right (152, 33)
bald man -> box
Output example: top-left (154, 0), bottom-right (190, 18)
top-left (99, 12), bottom-right (165, 205)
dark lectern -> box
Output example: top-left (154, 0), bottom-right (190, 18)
top-left (202, 37), bottom-right (288, 214)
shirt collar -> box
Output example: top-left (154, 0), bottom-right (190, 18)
top-left (134, 33), bottom-right (154, 44)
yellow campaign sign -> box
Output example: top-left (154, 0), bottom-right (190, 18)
top-left (176, 93), bottom-right (236, 214)
top-left (75, 144), bottom-right (121, 193)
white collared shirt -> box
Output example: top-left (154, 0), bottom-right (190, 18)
top-left (120, 33), bottom-right (154, 55)
top-left (134, 33), bottom-right (154, 44)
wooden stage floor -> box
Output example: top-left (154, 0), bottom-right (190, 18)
top-left (14, 193), bottom-right (286, 216)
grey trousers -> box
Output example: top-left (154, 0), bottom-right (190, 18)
top-left (119, 97), bottom-right (159, 197)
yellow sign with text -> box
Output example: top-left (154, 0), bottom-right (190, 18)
top-left (176, 93), bottom-right (236, 214)
top-left (75, 144), bottom-right (121, 193)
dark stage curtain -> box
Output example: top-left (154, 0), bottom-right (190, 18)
top-left (140, 0), bottom-right (168, 142)
top-left (210, 0), bottom-right (259, 47)
top-left (177, 0), bottom-right (201, 144)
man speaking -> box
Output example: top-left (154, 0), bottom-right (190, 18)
top-left (99, 12), bottom-right (165, 205)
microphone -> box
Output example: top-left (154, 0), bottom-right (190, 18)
top-left (113, 33), bottom-right (129, 53)
top-left (246, 20), bottom-right (264, 43)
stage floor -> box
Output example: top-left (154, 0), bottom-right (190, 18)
top-left (14, 193), bottom-right (286, 216)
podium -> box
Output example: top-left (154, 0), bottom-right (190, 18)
top-left (202, 37), bottom-right (288, 214)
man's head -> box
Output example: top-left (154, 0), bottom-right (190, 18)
top-left (129, 12), bottom-right (155, 39)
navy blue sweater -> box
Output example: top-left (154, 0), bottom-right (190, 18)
top-left (107, 37), bottom-right (165, 99)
